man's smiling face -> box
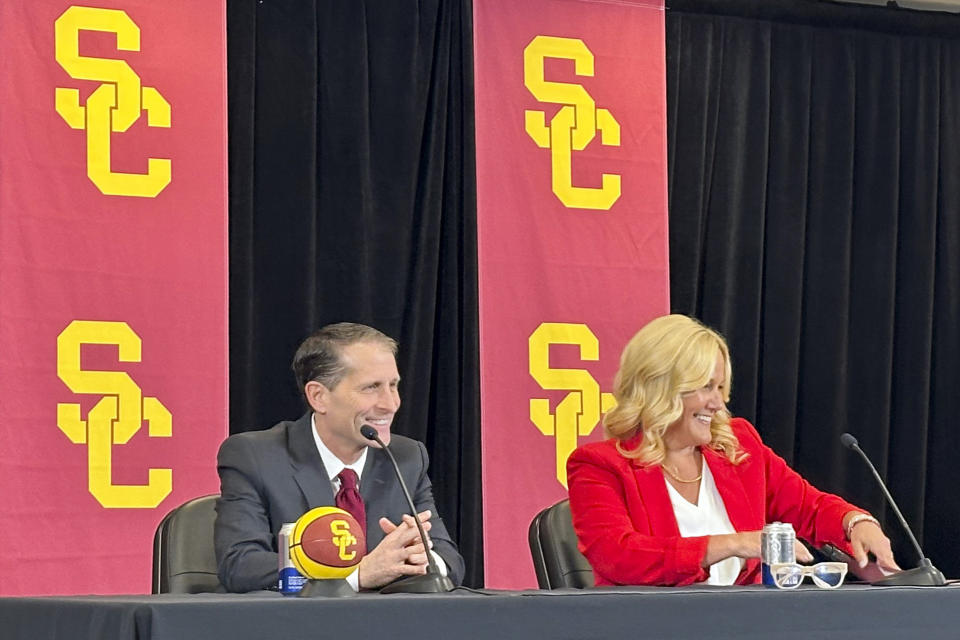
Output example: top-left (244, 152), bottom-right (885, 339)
top-left (310, 340), bottom-right (401, 463)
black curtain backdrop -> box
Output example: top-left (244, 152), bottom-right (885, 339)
top-left (226, 0), bottom-right (482, 586)
top-left (667, 0), bottom-right (960, 577)
top-left (227, 0), bottom-right (960, 586)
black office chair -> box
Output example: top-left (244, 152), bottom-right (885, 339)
top-left (152, 494), bottom-right (222, 594)
top-left (528, 499), bottom-right (594, 589)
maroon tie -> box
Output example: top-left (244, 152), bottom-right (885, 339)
top-left (335, 469), bottom-right (367, 543)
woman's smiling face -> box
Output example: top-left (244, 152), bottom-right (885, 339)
top-left (666, 351), bottom-right (726, 449)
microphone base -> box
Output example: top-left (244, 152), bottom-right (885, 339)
top-left (297, 578), bottom-right (357, 598)
top-left (380, 572), bottom-right (455, 594)
top-left (870, 559), bottom-right (947, 587)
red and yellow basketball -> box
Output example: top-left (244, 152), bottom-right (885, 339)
top-left (289, 506), bottom-right (366, 579)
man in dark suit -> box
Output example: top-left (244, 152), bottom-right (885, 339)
top-left (214, 322), bottom-right (465, 592)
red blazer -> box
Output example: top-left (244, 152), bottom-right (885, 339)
top-left (567, 418), bottom-right (861, 586)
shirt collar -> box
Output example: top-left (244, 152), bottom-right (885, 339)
top-left (311, 413), bottom-right (367, 483)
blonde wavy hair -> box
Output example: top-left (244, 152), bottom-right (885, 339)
top-left (603, 314), bottom-right (746, 467)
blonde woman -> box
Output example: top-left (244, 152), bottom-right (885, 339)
top-left (567, 314), bottom-right (899, 586)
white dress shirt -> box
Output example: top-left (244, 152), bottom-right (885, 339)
top-left (665, 460), bottom-right (744, 585)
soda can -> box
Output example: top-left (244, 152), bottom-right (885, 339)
top-left (760, 521), bottom-right (796, 586)
top-left (278, 522), bottom-right (307, 595)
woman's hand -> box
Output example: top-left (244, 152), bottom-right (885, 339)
top-left (844, 512), bottom-right (900, 572)
top-left (794, 540), bottom-right (813, 563)
top-left (703, 531), bottom-right (759, 567)
top-left (704, 531), bottom-right (813, 568)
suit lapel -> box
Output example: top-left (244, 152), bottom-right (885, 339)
top-left (631, 460), bottom-right (681, 536)
top-left (287, 412), bottom-right (336, 508)
top-left (360, 448), bottom-right (391, 506)
top-left (703, 447), bottom-right (761, 531)
top-left (361, 448), bottom-right (395, 531)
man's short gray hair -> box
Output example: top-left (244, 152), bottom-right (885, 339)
top-left (291, 322), bottom-right (398, 392)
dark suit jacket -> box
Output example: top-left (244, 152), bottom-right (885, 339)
top-left (567, 417), bottom-right (862, 587)
top-left (214, 412), bottom-right (465, 592)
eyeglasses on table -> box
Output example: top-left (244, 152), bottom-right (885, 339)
top-left (769, 562), bottom-right (848, 589)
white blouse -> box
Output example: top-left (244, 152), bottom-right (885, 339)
top-left (665, 460), bottom-right (744, 585)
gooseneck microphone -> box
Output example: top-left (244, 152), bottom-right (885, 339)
top-left (360, 424), bottom-right (454, 593)
top-left (840, 432), bottom-right (946, 586)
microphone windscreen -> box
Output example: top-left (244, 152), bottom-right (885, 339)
top-left (840, 432), bottom-right (859, 450)
top-left (360, 424), bottom-right (378, 441)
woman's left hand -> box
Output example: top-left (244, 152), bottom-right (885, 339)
top-left (846, 513), bottom-right (901, 572)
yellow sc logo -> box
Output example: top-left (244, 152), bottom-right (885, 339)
top-left (54, 6), bottom-right (171, 198)
top-left (524, 36), bottom-right (621, 210)
top-left (529, 323), bottom-right (616, 487)
top-left (56, 321), bottom-right (173, 508)
top-left (331, 520), bottom-right (359, 561)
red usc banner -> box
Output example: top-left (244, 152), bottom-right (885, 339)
top-left (474, 0), bottom-right (669, 588)
top-left (0, 1), bottom-right (227, 594)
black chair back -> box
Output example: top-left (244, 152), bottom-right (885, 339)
top-left (152, 494), bottom-right (221, 594)
top-left (528, 499), bottom-right (594, 589)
